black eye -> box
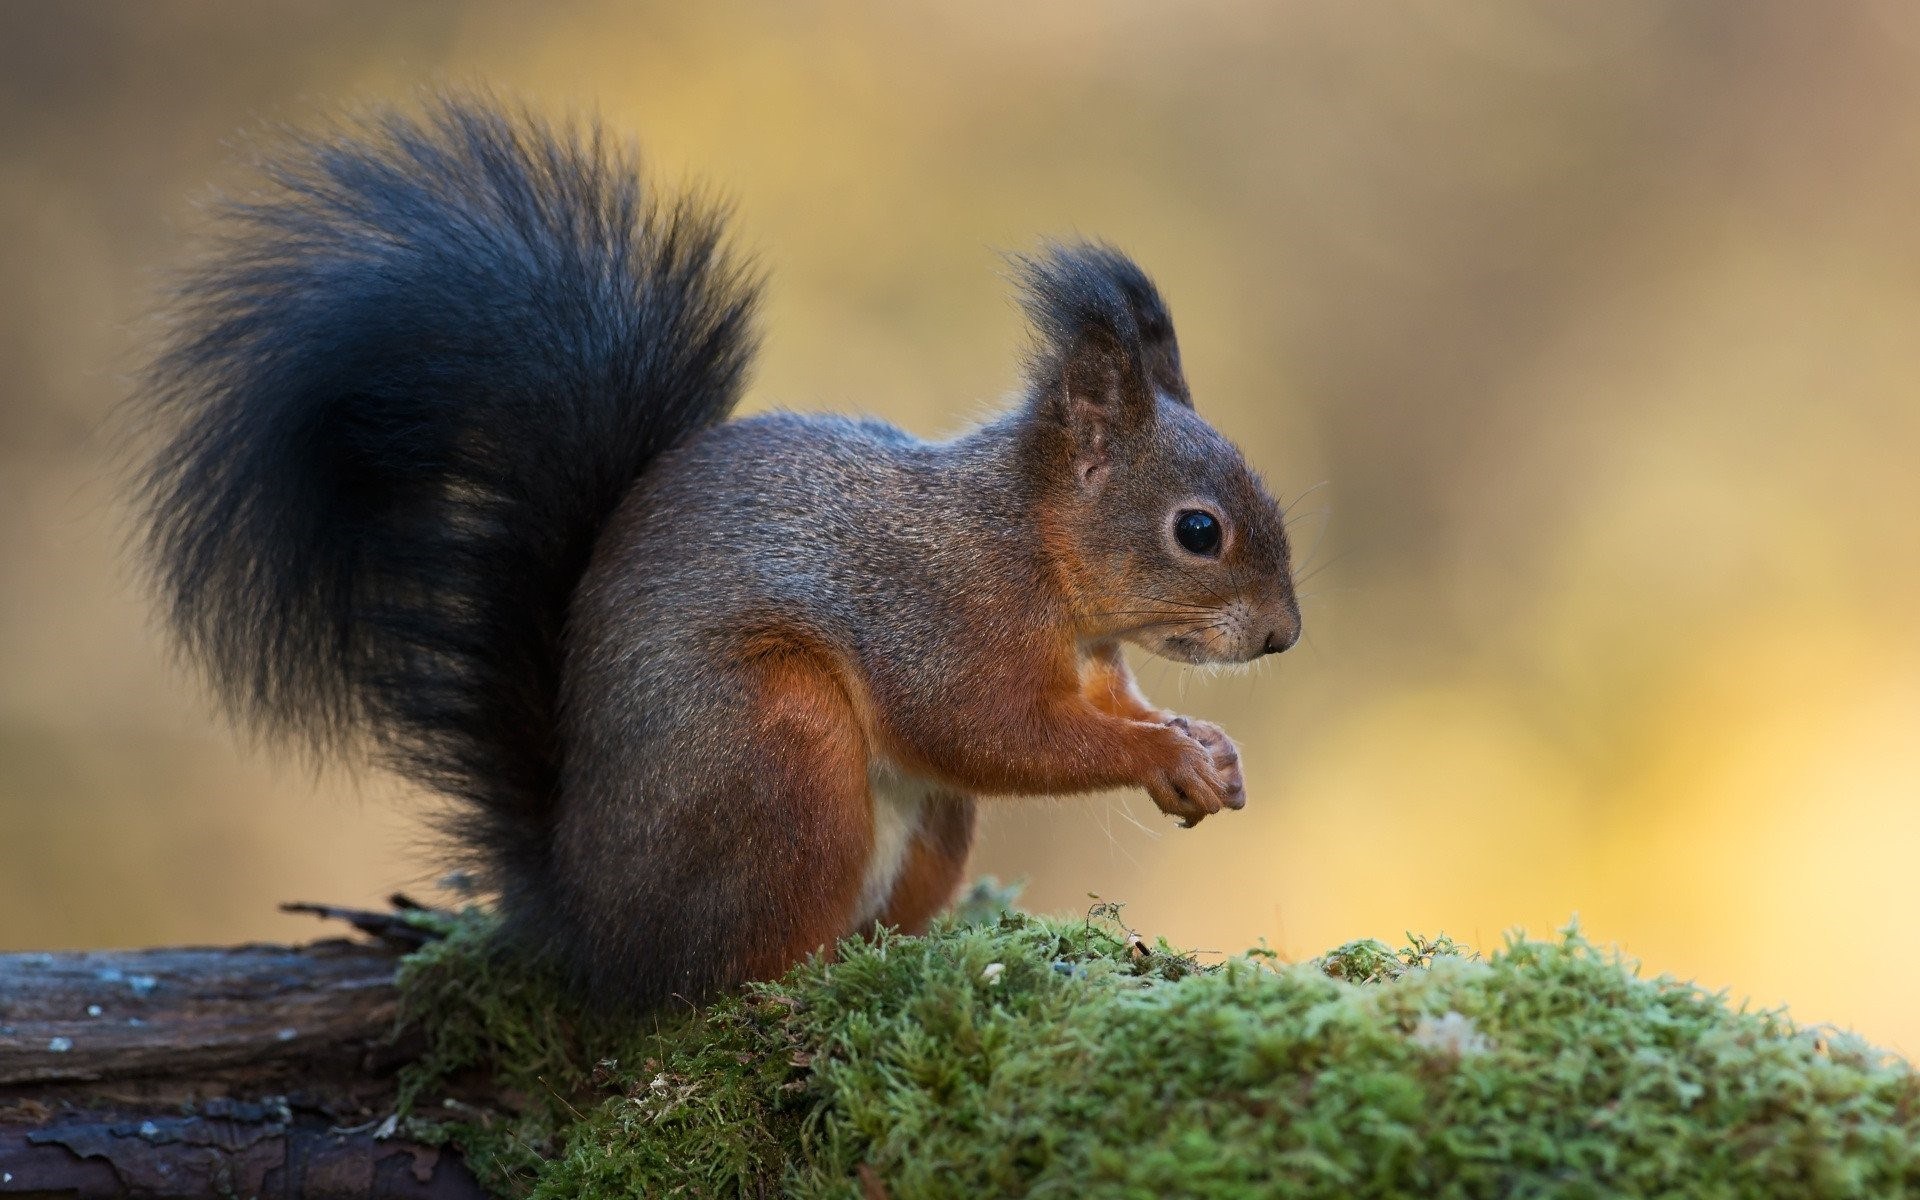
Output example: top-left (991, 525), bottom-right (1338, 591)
top-left (1174, 509), bottom-right (1222, 556)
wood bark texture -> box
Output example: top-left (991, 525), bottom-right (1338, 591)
top-left (0, 909), bottom-right (486, 1199)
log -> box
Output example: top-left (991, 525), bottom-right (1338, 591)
top-left (0, 908), bottom-right (486, 1198)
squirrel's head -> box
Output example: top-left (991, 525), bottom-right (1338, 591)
top-left (1014, 242), bottom-right (1301, 666)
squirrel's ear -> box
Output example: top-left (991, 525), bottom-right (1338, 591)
top-left (1098, 248), bottom-right (1190, 409)
top-left (1013, 242), bottom-right (1180, 484)
top-left (1040, 340), bottom-right (1149, 486)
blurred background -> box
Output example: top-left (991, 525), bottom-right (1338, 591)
top-left (4, 1), bottom-right (1918, 1054)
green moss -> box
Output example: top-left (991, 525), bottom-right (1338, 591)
top-left (391, 896), bottom-right (1920, 1198)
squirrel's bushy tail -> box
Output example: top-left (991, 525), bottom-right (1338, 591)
top-left (137, 95), bottom-right (758, 917)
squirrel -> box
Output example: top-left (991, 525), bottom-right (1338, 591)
top-left (134, 96), bottom-right (1302, 1011)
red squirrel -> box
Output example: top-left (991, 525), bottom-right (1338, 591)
top-left (135, 96), bottom-right (1301, 1010)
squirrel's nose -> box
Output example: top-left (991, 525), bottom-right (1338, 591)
top-left (1262, 607), bottom-right (1302, 655)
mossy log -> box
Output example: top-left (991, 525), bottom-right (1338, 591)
top-left (5, 891), bottom-right (1920, 1199)
top-left (0, 907), bottom-right (484, 1199)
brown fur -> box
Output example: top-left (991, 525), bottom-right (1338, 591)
top-left (550, 244), bottom-right (1299, 1007)
top-left (733, 646), bottom-right (877, 975)
top-left (132, 99), bottom-right (1301, 1012)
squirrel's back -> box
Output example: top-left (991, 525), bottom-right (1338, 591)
top-left (136, 95), bottom-right (759, 949)
top-left (575, 410), bottom-right (1040, 654)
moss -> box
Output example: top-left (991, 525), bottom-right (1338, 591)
top-left (391, 894), bottom-right (1920, 1198)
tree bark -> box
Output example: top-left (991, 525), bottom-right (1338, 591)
top-left (0, 909), bottom-right (486, 1199)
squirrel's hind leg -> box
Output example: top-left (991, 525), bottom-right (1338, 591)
top-left (719, 647), bottom-right (881, 981)
top-left (556, 639), bottom-right (880, 1003)
top-left (873, 792), bottom-right (976, 934)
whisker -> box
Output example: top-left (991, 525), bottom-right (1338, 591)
top-left (1127, 591), bottom-right (1216, 613)
top-left (1293, 585), bottom-right (1358, 603)
top-left (1292, 548), bottom-right (1352, 589)
top-left (1092, 608), bottom-right (1214, 624)
top-left (1168, 560), bottom-right (1229, 608)
top-left (1110, 795), bottom-right (1158, 842)
top-left (1283, 480), bottom-right (1331, 518)
top-left (1093, 618), bottom-right (1203, 635)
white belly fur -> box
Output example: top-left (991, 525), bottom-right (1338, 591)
top-left (855, 758), bottom-right (932, 926)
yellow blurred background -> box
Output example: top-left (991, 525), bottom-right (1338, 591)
top-left (4, 2), bottom-right (1918, 1055)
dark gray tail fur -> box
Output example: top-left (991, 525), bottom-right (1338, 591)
top-left (136, 95), bottom-right (759, 937)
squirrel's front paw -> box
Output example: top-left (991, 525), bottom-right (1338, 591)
top-left (1147, 717), bottom-right (1245, 828)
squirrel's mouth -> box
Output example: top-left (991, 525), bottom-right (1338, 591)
top-left (1140, 590), bottom-right (1298, 667)
top-left (1155, 630), bottom-right (1254, 667)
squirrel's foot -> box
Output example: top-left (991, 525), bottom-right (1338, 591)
top-left (1148, 716), bottom-right (1245, 827)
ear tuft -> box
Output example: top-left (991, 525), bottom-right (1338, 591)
top-left (1011, 241), bottom-right (1191, 414)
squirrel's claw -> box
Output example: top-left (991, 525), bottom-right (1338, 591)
top-left (1148, 716), bottom-right (1245, 826)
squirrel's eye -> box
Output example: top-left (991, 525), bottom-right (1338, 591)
top-left (1174, 509), bottom-right (1222, 556)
